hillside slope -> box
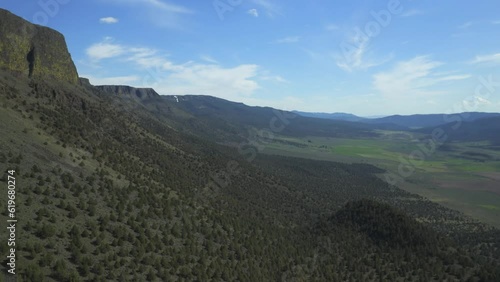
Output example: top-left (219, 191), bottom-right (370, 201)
top-left (0, 9), bottom-right (499, 281)
top-left (417, 116), bottom-right (500, 144)
top-left (162, 95), bottom-right (410, 140)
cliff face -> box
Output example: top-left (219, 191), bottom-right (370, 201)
top-left (0, 8), bottom-right (79, 84)
top-left (96, 85), bottom-right (161, 101)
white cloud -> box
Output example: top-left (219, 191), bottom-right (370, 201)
top-left (369, 56), bottom-right (474, 114)
top-left (260, 75), bottom-right (288, 83)
top-left (162, 64), bottom-right (260, 97)
top-left (492, 20), bottom-right (500, 25)
top-left (247, 9), bottom-right (259, 17)
top-left (99, 17), bottom-right (119, 24)
top-left (106, 0), bottom-right (192, 13)
top-left (463, 96), bottom-right (492, 110)
top-left (373, 56), bottom-right (470, 98)
top-left (274, 36), bottom-right (300, 44)
top-left (200, 55), bottom-right (218, 64)
top-left (400, 9), bottom-right (423, 17)
top-left (85, 75), bottom-right (140, 85)
top-left (437, 74), bottom-right (472, 81)
top-left (470, 53), bottom-right (500, 65)
top-left (86, 40), bottom-right (125, 61)
top-left (336, 39), bottom-right (368, 72)
top-left (146, 0), bottom-right (192, 13)
top-left (373, 57), bottom-right (472, 101)
top-left (335, 37), bottom-right (392, 72)
top-left (103, 0), bottom-right (193, 29)
top-left (84, 39), bottom-right (264, 100)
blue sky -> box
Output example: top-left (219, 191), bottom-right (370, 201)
top-left (2, 0), bottom-right (500, 115)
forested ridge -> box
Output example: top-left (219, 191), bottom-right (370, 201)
top-left (0, 66), bottom-right (499, 282)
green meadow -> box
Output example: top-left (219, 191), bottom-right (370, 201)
top-left (263, 132), bottom-right (500, 228)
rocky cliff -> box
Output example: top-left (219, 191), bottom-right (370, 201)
top-left (0, 8), bottom-right (79, 84)
top-left (96, 85), bottom-right (161, 101)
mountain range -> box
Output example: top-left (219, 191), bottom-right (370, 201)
top-left (294, 110), bottom-right (500, 130)
top-left (0, 8), bottom-right (499, 281)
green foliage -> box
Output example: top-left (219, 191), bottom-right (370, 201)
top-left (0, 64), bottom-right (498, 281)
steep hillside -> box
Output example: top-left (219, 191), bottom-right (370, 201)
top-left (162, 95), bottom-right (408, 139)
top-left (0, 9), bottom-right (499, 281)
top-left (1, 71), bottom-right (499, 280)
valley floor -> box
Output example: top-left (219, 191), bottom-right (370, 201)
top-left (260, 133), bottom-right (500, 228)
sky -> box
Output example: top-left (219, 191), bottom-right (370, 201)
top-left (2, 0), bottom-right (500, 116)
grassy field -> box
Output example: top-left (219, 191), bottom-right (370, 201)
top-left (262, 131), bottom-right (500, 228)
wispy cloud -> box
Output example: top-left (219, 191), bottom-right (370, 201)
top-left (491, 20), bottom-right (500, 25)
top-left (334, 37), bottom-right (392, 72)
top-left (274, 36), bottom-right (300, 44)
top-left (470, 53), bottom-right (500, 65)
top-left (463, 96), bottom-right (492, 110)
top-left (108, 0), bottom-right (193, 13)
top-left (84, 39), bottom-right (264, 100)
top-left (247, 9), bottom-right (259, 17)
top-left (373, 56), bottom-right (470, 98)
top-left (437, 74), bottom-right (472, 81)
top-left (259, 74), bottom-right (288, 83)
top-left (99, 17), bottom-right (119, 24)
top-left (85, 75), bottom-right (140, 85)
top-left (400, 9), bottom-right (423, 17)
top-left (335, 38), bottom-right (368, 72)
top-left (251, 0), bottom-right (281, 17)
top-left (86, 39), bottom-right (126, 61)
top-left (458, 21), bottom-right (473, 29)
top-left (103, 0), bottom-right (193, 29)
top-left (200, 55), bottom-right (218, 64)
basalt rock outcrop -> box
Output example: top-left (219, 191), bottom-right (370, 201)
top-left (0, 8), bottom-right (79, 84)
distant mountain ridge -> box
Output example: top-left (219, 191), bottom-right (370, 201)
top-left (2, 8), bottom-right (500, 280)
top-left (293, 111), bottom-right (367, 122)
top-left (365, 112), bottom-right (500, 128)
top-left (295, 110), bottom-right (500, 129)
top-left (417, 116), bottom-right (500, 144)
top-left (159, 94), bottom-right (412, 139)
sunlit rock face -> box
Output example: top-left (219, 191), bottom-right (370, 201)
top-left (0, 8), bottom-right (79, 84)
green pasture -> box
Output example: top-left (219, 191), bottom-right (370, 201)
top-left (262, 133), bottom-right (500, 228)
